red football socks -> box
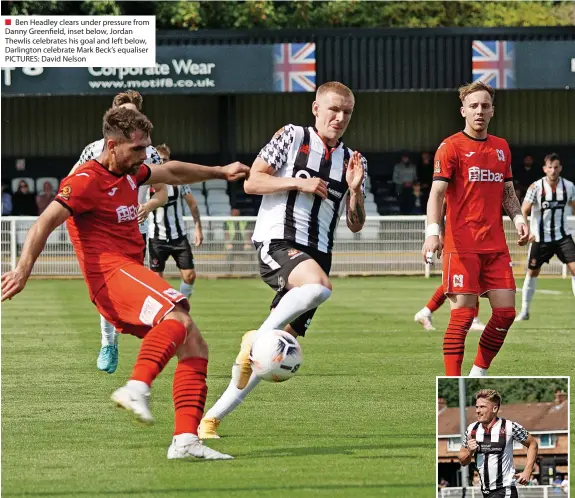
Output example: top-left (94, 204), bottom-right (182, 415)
top-left (173, 357), bottom-right (208, 436)
top-left (474, 307), bottom-right (516, 369)
top-left (426, 285), bottom-right (447, 313)
top-left (130, 319), bottom-right (187, 386)
top-left (443, 307), bottom-right (476, 376)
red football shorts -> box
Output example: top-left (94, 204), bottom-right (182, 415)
top-left (442, 252), bottom-right (515, 296)
top-left (93, 262), bottom-right (189, 338)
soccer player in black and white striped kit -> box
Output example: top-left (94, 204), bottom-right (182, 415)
top-left (147, 144), bottom-right (204, 301)
top-left (516, 153), bottom-right (575, 321)
top-left (199, 81), bottom-right (368, 438)
top-left (71, 91), bottom-right (168, 374)
top-left (459, 389), bottom-right (538, 498)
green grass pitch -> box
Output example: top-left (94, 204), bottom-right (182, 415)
top-left (1, 277), bottom-right (573, 497)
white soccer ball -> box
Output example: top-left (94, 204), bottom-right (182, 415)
top-left (250, 330), bottom-right (303, 382)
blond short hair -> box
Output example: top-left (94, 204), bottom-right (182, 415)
top-left (155, 143), bottom-right (171, 159)
top-left (316, 81), bottom-right (354, 101)
top-left (112, 91), bottom-right (143, 111)
top-left (475, 389), bottom-right (502, 408)
top-left (458, 81), bottom-right (495, 104)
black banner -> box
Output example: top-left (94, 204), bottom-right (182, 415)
top-left (1, 45), bottom-right (276, 95)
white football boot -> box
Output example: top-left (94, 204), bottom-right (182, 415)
top-left (515, 311), bottom-right (530, 321)
top-left (111, 385), bottom-right (154, 425)
top-left (414, 308), bottom-right (436, 331)
top-left (167, 433), bottom-right (234, 460)
top-left (469, 317), bottom-right (486, 331)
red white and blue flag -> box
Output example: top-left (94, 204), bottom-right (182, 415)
top-left (472, 40), bottom-right (515, 89)
top-left (274, 43), bottom-right (316, 92)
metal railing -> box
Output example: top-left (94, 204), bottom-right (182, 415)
top-left (1, 216), bottom-right (572, 278)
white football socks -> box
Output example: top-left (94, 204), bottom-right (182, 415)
top-left (571, 276), bottom-right (575, 297)
top-left (257, 283), bottom-right (331, 334)
top-left (204, 368), bottom-right (261, 420)
top-left (469, 365), bottom-right (487, 377)
top-left (179, 281), bottom-right (194, 300)
top-left (521, 274), bottom-right (537, 313)
top-left (205, 283), bottom-right (331, 422)
top-left (100, 315), bottom-right (117, 347)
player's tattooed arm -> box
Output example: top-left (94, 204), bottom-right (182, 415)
top-left (346, 191), bottom-right (365, 232)
top-left (502, 181), bottom-right (523, 221)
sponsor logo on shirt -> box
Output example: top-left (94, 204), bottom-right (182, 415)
top-left (116, 204), bottom-right (139, 223)
top-left (468, 167), bottom-right (504, 183)
top-left (58, 185), bottom-right (72, 200)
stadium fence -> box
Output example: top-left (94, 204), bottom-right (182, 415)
top-left (1, 216), bottom-right (572, 278)
top-left (439, 486), bottom-right (562, 498)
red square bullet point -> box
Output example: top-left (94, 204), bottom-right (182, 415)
top-left (5, 19), bottom-right (11, 25)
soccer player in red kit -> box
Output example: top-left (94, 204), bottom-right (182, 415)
top-left (1, 107), bottom-right (249, 460)
top-left (421, 81), bottom-right (529, 377)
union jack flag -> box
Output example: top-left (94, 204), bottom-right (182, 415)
top-left (472, 40), bottom-right (515, 89)
top-left (273, 43), bottom-right (316, 92)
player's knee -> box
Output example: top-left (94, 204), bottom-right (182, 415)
top-left (178, 331), bottom-right (208, 360)
top-left (493, 307), bottom-right (516, 323)
top-left (182, 270), bottom-right (196, 285)
top-left (303, 282), bottom-right (332, 306)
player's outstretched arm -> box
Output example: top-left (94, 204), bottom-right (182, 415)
top-left (146, 161), bottom-right (250, 186)
top-left (1, 201), bottom-right (71, 301)
top-left (503, 181), bottom-right (529, 246)
top-left (421, 180), bottom-right (448, 262)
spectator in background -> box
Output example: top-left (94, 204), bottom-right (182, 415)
top-left (410, 182), bottom-right (425, 214)
top-left (417, 151), bottom-right (433, 207)
top-left (225, 208), bottom-right (251, 251)
top-left (438, 477), bottom-right (449, 488)
top-left (392, 152), bottom-right (418, 214)
top-left (35, 181), bottom-right (56, 215)
top-left (12, 179), bottom-right (37, 216)
top-left (1, 182), bottom-right (13, 215)
top-left (514, 154), bottom-right (540, 202)
top-left (560, 474), bottom-right (568, 494)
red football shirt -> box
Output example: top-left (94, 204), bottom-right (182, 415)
top-left (55, 160), bottom-right (151, 299)
top-left (433, 131), bottom-right (512, 254)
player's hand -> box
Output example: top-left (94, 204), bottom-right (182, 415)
top-left (421, 235), bottom-right (442, 263)
top-left (194, 228), bottom-right (204, 247)
top-left (528, 233), bottom-right (535, 243)
top-left (345, 151), bottom-right (364, 193)
top-left (517, 223), bottom-right (530, 247)
top-left (221, 162), bottom-right (250, 182)
top-left (1, 267), bottom-right (28, 302)
top-left (514, 471), bottom-right (530, 485)
top-left (137, 203), bottom-right (152, 224)
top-left (467, 438), bottom-right (478, 453)
top-left (298, 177), bottom-right (328, 199)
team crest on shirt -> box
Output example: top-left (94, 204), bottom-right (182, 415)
top-left (163, 288), bottom-right (184, 300)
top-left (496, 149), bottom-right (506, 162)
top-left (58, 185), bottom-right (72, 200)
top-left (287, 248), bottom-right (302, 260)
top-left (453, 274), bottom-right (464, 288)
top-left (434, 161), bottom-right (441, 173)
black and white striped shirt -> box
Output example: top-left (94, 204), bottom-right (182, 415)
top-left (463, 418), bottom-right (529, 493)
top-left (252, 124), bottom-right (367, 254)
top-left (76, 139), bottom-right (162, 235)
top-left (524, 177), bottom-right (575, 243)
top-left (148, 184), bottom-right (194, 241)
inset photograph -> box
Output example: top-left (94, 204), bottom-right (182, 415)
top-left (437, 377), bottom-right (569, 497)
